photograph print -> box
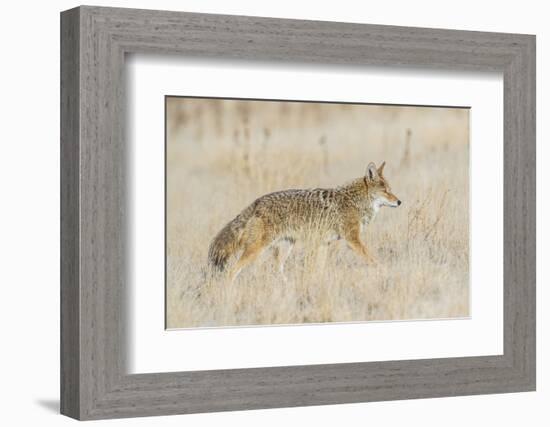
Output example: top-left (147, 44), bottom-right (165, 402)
top-left (166, 97), bottom-right (470, 329)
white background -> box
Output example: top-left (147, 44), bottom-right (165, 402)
top-left (0, 1), bottom-right (546, 426)
top-left (129, 58), bottom-right (503, 373)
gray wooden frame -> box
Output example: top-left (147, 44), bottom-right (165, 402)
top-left (60, 5), bottom-right (536, 420)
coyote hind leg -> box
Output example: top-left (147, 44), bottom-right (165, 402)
top-left (228, 231), bottom-right (271, 282)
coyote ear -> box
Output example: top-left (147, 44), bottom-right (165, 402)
top-left (366, 162), bottom-right (379, 181)
top-left (377, 161), bottom-right (386, 176)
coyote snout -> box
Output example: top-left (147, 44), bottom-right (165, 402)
top-left (376, 189), bottom-right (401, 208)
top-left (208, 161), bottom-right (400, 282)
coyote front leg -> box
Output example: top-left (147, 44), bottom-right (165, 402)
top-left (344, 225), bottom-right (377, 265)
top-left (272, 239), bottom-right (295, 281)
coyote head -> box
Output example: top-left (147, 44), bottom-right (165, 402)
top-left (365, 161), bottom-right (401, 209)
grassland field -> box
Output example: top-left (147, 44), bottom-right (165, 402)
top-left (166, 98), bottom-right (470, 328)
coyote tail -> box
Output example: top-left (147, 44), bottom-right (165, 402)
top-left (207, 201), bottom-right (257, 271)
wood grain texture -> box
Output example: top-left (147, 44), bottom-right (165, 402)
top-left (60, 5), bottom-right (536, 420)
top-left (60, 7), bottom-right (80, 419)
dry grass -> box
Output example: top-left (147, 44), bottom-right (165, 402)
top-left (166, 98), bottom-right (470, 328)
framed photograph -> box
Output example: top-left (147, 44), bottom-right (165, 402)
top-left (61, 6), bottom-right (536, 420)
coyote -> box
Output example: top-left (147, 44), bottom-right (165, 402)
top-left (208, 161), bottom-right (401, 281)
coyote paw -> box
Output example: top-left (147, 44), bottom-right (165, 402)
top-left (367, 257), bottom-right (378, 266)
